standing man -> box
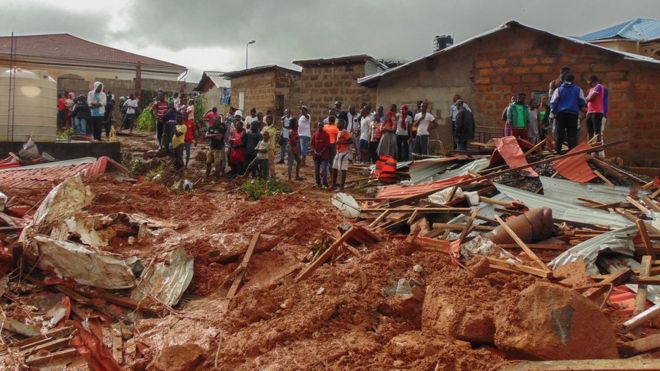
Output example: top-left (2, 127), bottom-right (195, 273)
top-left (311, 121), bottom-right (330, 188)
top-left (87, 82), bottom-right (106, 141)
top-left (332, 120), bottom-right (353, 192)
top-left (279, 109), bottom-right (292, 164)
top-left (412, 101), bottom-right (438, 156)
top-left (122, 94), bottom-right (138, 134)
top-left (246, 108), bottom-right (258, 127)
top-left (358, 106), bottom-right (373, 164)
top-left (506, 93), bottom-right (529, 140)
top-left (346, 105), bottom-right (361, 162)
top-left (153, 91), bottom-right (169, 148)
top-left (585, 75), bottom-right (605, 143)
top-left (454, 100), bottom-right (475, 151)
top-left (298, 106), bottom-right (312, 167)
top-left (450, 94), bottom-right (471, 149)
top-left (551, 73), bottom-right (586, 154)
top-left (261, 115), bottom-right (278, 178)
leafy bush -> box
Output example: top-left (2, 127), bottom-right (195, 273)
top-left (56, 128), bottom-right (74, 140)
top-left (145, 162), bottom-right (168, 183)
top-left (128, 158), bottom-right (148, 177)
top-left (136, 104), bottom-right (156, 131)
top-left (241, 178), bottom-right (292, 201)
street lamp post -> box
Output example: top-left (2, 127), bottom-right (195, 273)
top-left (245, 40), bottom-right (255, 69)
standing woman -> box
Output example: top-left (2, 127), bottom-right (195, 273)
top-left (378, 104), bottom-right (398, 159)
top-left (287, 118), bottom-right (302, 181)
top-left (395, 105), bottom-right (411, 161)
top-left (229, 121), bottom-right (247, 176)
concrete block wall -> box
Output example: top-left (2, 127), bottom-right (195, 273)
top-left (291, 63), bottom-right (377, 121)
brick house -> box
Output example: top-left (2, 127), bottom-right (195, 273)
top-left (223, 65), bottom-right (300, 117)
top-left (359, 21), bottom-right (660, 167)
top-left (579, 18), bottom-right (660, 60)
top-left (291, 55), bottom-right (386, 120)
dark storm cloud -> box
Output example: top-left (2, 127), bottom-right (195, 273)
top-left (111, 0), bottom-right (660, 70)
top-left (1, 2), bottom-right (110, 42)
top-left (3, 0), bottom-right (660, 74)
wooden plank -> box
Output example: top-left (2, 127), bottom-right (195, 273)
top-left (456, 208), bottom-right (480, 246)
top-left (361, 207), bottom-right (471, 213)
top-left (583, 268), bottom-right (632, 299)
top-left (406, 208), bottom-right (420, 225)
top-left (619, 333), bottom-right (660, 357)
top-left (485, 257), bottom-right (552, 278)
top-left (627, 196), bottom-right (651, 215)
top-left (637, 276), bottom-right (660, 285)
top-left (576, 197), bottom-right (606, 206)
top-left (501, 358), bottom-right (660, 371)
top-left (633, 255), bottom-right (653, 337)
top-left (23, 336), bottom-right (72, 356)
top-left (112, 329), bottom-right (123, 365)
top-left (368, 210), bottom-right (390, 228)
top-left (25, 348), bottom-right (79, 367)
top-left (523, 138), bottom-right (546, 157)
top-left (494, 215), bottom-right (550, 272)
top-left (227, 232), bottom-right (261, 299)
top-left (641, 196), bottom-right (660, 212)
top-left (497, 243), bottom-right (568, 251)
top-left (637, 220), bottom-right (654, 256)
top-left (593, 169), bottom-right (614, 186)
top-left (622, 304), bottom-right (660, 333)
top-left (296, 227), bottom-right (355, 282)
top-left (11, 326), bottom-right (74, 348)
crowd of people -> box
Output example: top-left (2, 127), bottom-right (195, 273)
top-left (56, 66), bottom-right (607, 187)
top-left (500, 66), bottom-right (608, 154)
top-left (56, 82), bottom-right (117, 140)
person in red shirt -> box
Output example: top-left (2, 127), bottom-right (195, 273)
top-left (287, 118), bottom-right (302, 181)
top-left (332, 120), bottom-right (353, 191)
top-left (203, 107), bottom-right (218, 128)
top-left (311, 121), bottom-right (330, 188)
top-left (57, 94), bottom-right (65, 130)
top-left (152, 91), bottom-right (169, 148)
top-left (229, 120), bottom-right (247, 176)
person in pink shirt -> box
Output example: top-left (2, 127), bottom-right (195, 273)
top-left (585, 75), bottom-right (605, 142)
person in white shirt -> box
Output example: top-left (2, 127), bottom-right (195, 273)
top-left (122, 94), bottom-right (139, 134)
top-left (358, 106), bottom-right (373, 164)
top-left (413, 101), bottom-right (438, 156)
top-left (346, 105), bottom-right (361, 162)
top-left (245, 108), bottom-right (258, 127)
top-left (298, 106), bottom-right (312, 167)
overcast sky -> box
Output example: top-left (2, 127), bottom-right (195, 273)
top-left (2, 0), bottom-right (659, 81)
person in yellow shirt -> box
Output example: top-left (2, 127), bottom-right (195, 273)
top-left (172, 118), bottom-right (187, 170)
top-left (260, 114), bottom-right (279, 178)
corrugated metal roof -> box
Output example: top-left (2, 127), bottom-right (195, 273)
top-left (377, 175), bottom-right (473, 199)
top-left (540, 176), bottom-right (645, 204)
top-left (359, 20), bottom-right (660, 85)
top-left (599, 255), bottom-right (660, 305)
top-left (434, 158), bottom-right (490, 181)
top-left (552, 142), bottom-right (597, 183)
top-left (494, 183), bottom-right (633, 229)
top-left (580, 18), bottom-right (660, 42)
top-left (409, 157), bottom-right (464, 184)
top-left (0, 156), bottom-right (125, 190)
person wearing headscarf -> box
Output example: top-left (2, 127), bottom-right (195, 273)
top-left (377, 104), bottom-right (398, 159)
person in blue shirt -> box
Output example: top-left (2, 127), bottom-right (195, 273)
top-left (550, 73), bottom-right (586, 154)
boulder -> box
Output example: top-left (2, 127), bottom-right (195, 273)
top-left (494, 282), bottom-right (619, 360)
top-left (148, 343), bottom-right (206, 371)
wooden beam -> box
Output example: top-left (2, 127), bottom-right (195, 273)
top-left (619, 333), bottom-right (660, 357)
top-left (296, 227), bottom-right (355, 282)
top-left (637, 220), bottom-right (655, 257)
top-left (622, 304), bottom-right (660, 333)
top-left (368, 210), bottom-right (390, 228)
top-left (494, 215), bottom-right (550, 272)
top-left (641, 196), bottom-right (660, 212)
top-left (593, 169), bottom-right (615, 186)
top-left (523, 138), bottom-right (546, 157)
top-left (633, 255), bottom-right (653, 337)
top-left (361, 207), bottom-right (471, 213)
top-left (583, 268), bottom-right (632, 299)
top-left (456, 208), bottom-right (480, 246)
top-left (26, 348), bottom-right (79, 367)
top-left (627, 196), bottom-right (651, 215)
top-left (501, 358), bottom-right (660, 370)
top-left (227, 232), bottom-right (260, 299)
top-left (485, 257), bottom-right (552, 278)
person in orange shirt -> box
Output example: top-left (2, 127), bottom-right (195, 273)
top-left (323, 116), bottom-right (340, 168)
top-left (332, 120), bottom-right (353, 191)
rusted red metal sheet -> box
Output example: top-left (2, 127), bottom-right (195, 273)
top-left (376, 175), bottom-right (474, 199)
top-left (552, 142), bottom-right (597, 183)
top-left (490, 136), bottom-right (538, 177)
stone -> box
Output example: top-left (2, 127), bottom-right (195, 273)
top-left (148, 343), bottom-right (206, 371)
top-left (494, 282), bottom-right (619, 360)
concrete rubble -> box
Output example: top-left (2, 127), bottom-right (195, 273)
top-left (0, 134), bottom-right (658, 370)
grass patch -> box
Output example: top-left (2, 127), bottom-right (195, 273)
top-left (241, 178), bottom-right (292, 201)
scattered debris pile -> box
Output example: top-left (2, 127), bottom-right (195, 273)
top-left (0, 134), bottom-right (658, 370)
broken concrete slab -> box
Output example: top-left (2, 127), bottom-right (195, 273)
top-left (331, 192), bottom-right (361, 219)
top-left (131, 247), bottom-right (193, 307)
top-left (494, 282), bottom-right (619, 360)
top-left (31, 235), bottom-right (136, 289)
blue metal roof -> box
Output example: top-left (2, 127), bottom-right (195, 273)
top-left (580, 18), bottom-right (660, 42)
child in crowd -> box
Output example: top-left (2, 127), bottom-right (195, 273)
top-left (255, 131), bottom-right (270, 179)
top-left (287, 118), bottom-right (302, 181)
top-left (311, 121), bottom-right (330, 188)
top-left (332, 120), bottom-right (353, 191)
